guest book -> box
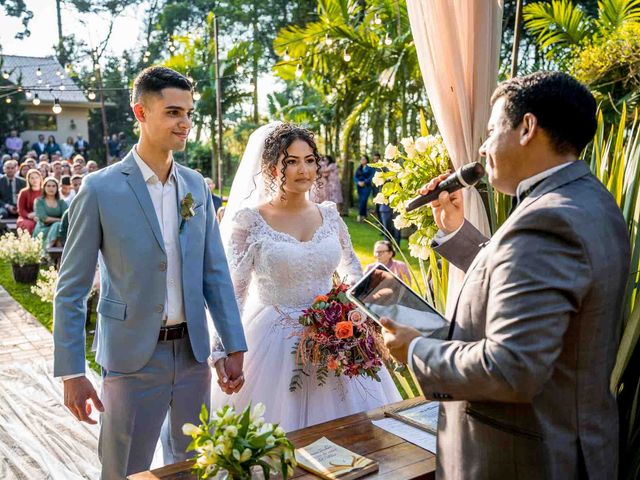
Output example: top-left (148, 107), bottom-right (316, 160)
top-left (294, 437), bottom-right (378, 480)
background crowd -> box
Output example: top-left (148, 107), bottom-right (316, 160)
top-left (1, 129), bottom-right (97, 252)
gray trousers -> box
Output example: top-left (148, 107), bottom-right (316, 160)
top-left (98, 336), bottom-right (211, 480)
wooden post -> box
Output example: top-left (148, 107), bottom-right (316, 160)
top-left (213, 15), bottom-right (224, 196)
top-left (510, 0), bottom-right (524, 78)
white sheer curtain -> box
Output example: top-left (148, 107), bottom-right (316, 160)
top-left (406, 0), bottom-right (503, 314)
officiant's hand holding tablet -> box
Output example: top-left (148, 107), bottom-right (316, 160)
top-left (347, 264), bottom-right (451, 364)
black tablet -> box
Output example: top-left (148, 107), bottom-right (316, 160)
top-left (347, 263), bottom-right (452, 340)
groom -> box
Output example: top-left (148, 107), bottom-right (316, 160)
top-left (53, 66), bottom-right (247, 479)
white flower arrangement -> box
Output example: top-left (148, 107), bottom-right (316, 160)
top-left (31, 266), bottom-right (58, 303)
top-left (371, 133), bottom-right (450, 260)
top-left (183, 403), bottom-right (296, 479)
top-left (0, 229), bottom-right (43, 266)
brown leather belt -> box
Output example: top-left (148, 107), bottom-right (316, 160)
top-left (158, 322), bottom-right (188, 342)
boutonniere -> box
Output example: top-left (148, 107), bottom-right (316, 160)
top-left (179, 192), bottom-right (195, 233)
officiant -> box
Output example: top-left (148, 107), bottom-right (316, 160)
top-left (382, 72), bottom-right (630, 479)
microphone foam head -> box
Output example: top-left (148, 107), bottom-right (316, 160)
top-left (460, 162), bottom-right (485, 186)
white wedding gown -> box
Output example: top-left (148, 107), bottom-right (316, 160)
top-left (211, 201), bottom-right (401, 432)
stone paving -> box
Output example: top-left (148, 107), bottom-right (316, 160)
top-left (0, 284), bottom-right (101, 480)
top-left (0, 285), bottom-right (54, 366)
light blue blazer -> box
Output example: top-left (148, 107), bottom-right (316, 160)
top-left (53, 151), bottom-right (247, 376)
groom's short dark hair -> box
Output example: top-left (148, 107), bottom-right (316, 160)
top-left (131, 66), bottom-right (192, 105)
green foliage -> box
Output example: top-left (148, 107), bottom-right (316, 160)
top-left (524, 0), bottom-right (640, 114)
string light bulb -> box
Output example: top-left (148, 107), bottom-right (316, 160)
top-left (374, 13), bottom-right (382, 25)
top-left (59, 85), bottom-right (66, 91)
top-left (90, 75), bottom-right (96, 82)
top-left (384, 34), bottom-right (392, 46)
top-left (2, 71), bottom-right (9, 79)
top-left (295, 63), bottom-right (303, 79)
top-left (36, 67), bottom-right (42, 76)
top-left (55, 69), bottom-right (61, 76)
top-left (37, 78), bottom-right (43, 84)
top-left (169, 45), bottom-right (176, 52)
top-left (325, 33), bottom-right (333, 46)
top-left (5, 97), bottom-right (11, 104)
top-left (343, 49), bottom-right (351, 62)
top-left (236, 60), bottom-right (244, 74)
top-left (87, 90), bottom-right (97, 100)
top-left (65, 64), bottom-right (72, 73)
top-left (52, 98), bottom-right (62, 114)
top-left (32, 94), bottom-right (40, 105)
top-left (25, 90), bottom-right (32, 100)
top-left (283, 48), bottom-right (291, 61)
top-left (193, 91), bottom-right (201, 101)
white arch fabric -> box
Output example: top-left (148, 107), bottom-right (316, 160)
top-left (406, 0), bottom-right (503, 315)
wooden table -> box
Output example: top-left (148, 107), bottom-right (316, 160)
top-left (129, 398), bottom-right (435, 479)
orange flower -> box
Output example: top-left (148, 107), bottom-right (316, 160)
top-left (314, 295), bottom-right (329, 304)
top-left (335, 321), bottom-right (354, 339)
top-left (327, 357), bottom-right (339, 371)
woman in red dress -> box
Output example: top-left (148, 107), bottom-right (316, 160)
top-left (17, 169), bottom-right (43, 234)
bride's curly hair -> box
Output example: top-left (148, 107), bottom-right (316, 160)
top-left (262, 123), bottom-right (322, 200)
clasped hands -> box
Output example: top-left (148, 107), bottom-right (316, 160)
top-left (213, 351), bottom-right (245, 395)
top-left (382, 172), bottom-right (464, 364)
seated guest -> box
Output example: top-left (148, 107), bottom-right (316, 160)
top-left (365, 240), bottom-right (412, 285)
top-left (33, 177), bottom-right (68, 248)
top-left (60, 136), bottom-right (75, 160)
top-left (107, 133), bottom-right (121, 163)
top-left (70, 174), bottom-right (82, 193)
top-left (0, 160), bottom-right (26, 218)
top-left (86, 160), bottom-right (99, 174)
top-left (32, 134), bottom-right (47, 157)
top-left (50, 160), bottom-right (63, 181)
top-left (4, 129), bottom-right (23, 155)
top-left (59, 175), bottom-right (75, 204)
top-left (61, 162), bottom-right (72, 176)
top-left (1, 154), bottom-right (10, 171)
top-left (74, 135), bottom-right (89, 156)
top-left (38, 161), bottom-right (51, 179)
top-left (16, 169), bottom-right (43, 234)
top-left (25, 157), bottom-right (37, 170)
top-left (18, 163), bottom-right (30, 179)
top-left (44, 135), bottom-right (61, 159)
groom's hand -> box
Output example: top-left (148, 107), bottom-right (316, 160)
top-left (215, 352), bottom-right (245, 394)
top-left (64, 376), bottom-right (104, 424)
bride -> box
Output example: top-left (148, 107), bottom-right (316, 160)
top-left (211, 122), bottom-right (401, 432)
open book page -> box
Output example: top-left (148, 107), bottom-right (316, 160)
top-left (294, 437), bottom-right (377, 480)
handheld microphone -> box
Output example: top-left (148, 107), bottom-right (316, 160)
top-left (405, 162), bottom-right (485, 212)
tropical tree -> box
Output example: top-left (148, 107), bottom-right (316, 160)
top-left (523, 0), bottom-right (640, 114)
top-left (272, 0), bottom-right (429, 208)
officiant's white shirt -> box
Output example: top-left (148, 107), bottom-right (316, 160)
top-left (132, 146), bottom-right (185, 328)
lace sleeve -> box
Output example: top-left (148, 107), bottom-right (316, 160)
top-left (211, 209), bottom-right (257, 363)
top-left (223, 209), bottom-right (258, 314)
top-left (324, 202), bottom-right (363, 285)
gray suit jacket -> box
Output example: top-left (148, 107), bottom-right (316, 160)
top-left (412, 160), bottom-right (630, 479)
top-left (54, 152), bottom-right (247, 376)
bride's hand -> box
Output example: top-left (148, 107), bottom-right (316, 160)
top-left (214, 358), bottom-right (238, 395)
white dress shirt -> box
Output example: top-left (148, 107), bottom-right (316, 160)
top-left (132, 146), bottom-right (186, 328)
top-left (407, 162), bottom-right (574, 371)
top-left (62, 147), bottom-right (186, 381)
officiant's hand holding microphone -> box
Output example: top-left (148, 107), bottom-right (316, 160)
top-left (382, 168), bottom-right (469, 363)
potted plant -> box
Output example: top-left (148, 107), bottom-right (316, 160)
top-left (183, 403), bottom-right (296, 480)
top-left (0, 229), bottom-right (44, 284)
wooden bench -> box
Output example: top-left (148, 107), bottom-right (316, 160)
top-left (0, 218), bottom-right (17, 233)
top-left (46, 245), bottom-right (64, 269)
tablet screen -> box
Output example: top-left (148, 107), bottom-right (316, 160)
top-left (347, 263), bottom-right (451, 340)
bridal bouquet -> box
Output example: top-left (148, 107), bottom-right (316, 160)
top-left (183, 403), bottom-right (296, 480)
top-left (289, 282), bottom-right (392, 391)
